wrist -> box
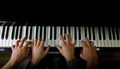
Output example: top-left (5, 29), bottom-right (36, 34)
top-left (65, 56), bottom-right (75, 61)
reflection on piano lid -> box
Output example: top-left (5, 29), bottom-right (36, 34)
top-left (0, 21), bottom-right (120, 52)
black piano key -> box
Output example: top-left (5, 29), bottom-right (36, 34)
top-left (44, 26), bottom-right (46, 39)
top-left (88, 27), bottom-right (91, 40)
top-left (75, 27), bottom-right (77, 40)
top-left (64, 26), bottom-right (67, 34)
top-left (29, 26), bottom-right (32, 40)
top-left (5, 25), bottom-right (10, 39)
top-left (68, 26), bottom-right (71, 34)
top-left (54, 26), bottom-right (57, 40)
top-left (40, 26), bottom-right (42, 39)
top-left (92, 27), bottom-right (95, 40)
top-left (108, 27), bottom-right (112, 40)
top-left (111, 27), bottom-right (115, 40)
top-left (25, 26), bottom-right (28, 39)
top-left (15, 26), bottom-right (19, 39)
top-left (78, 27), bottom-right (81, 40)
top-left (102, 27), bottom-right (106, 40)
top-left (36, 26), bottom-right (38, 39)
top-left (1, 24), bottom-right (6, 39)
top-left (60, 26), bottom-right (62, 35)
top-left (98, 27), bottom-right (101, 40)
top-left (84, 27), bottom-right (87, 37)
top-left (19, 26), bottom-right (23, 39)
top-left (115, 27), bottom-right (119, 40)
top-left (50, 26), bottom-right (52, 40)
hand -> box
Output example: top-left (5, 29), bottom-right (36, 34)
top-left (31, 39), bottom-right (50, 64)
top-left (10, 37), bottom-right (31, 64)
top-left (56, 34), bottom-right (76, 61)
top-left (80, 37), bottom-right (98, 69)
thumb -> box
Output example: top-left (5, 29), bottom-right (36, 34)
top-left (44, 45), bottom-right (50, 55)
top-left (55, 45), bottom-right (62, 53)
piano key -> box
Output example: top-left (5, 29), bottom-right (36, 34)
top-left (38, 26), bottom-right (40, 39)
top-left (42, 26), bottom-right (45, 39)
top-left (8, 26), bottom-right (13, 47)
top-left (105, 27), bottom-right (110, 47)
top-left (76, 26), bottom-right (80, 47)
top-left (74, 26), bottom-right (77, 40)
top-left (33, 26), bottom-right (36, 40)
top-left (25, 25), bottom-right (29, 39)
top-left (19, 26), bottom-right (23, 39)
top-left (115, 27), bottom-right (119, 40)
top-left (44, 26), bottom-right (46, 39)
top-left (66, 26), bottom-right (69, 34)
top-left (102, 27), bottom-right (106, 40)
top-left (88, 27), bottom-right (91, 40)
top-left (78, 26), bottom-right (81, 40)
top-left (45, 26), bottom-right (48, 46)
top-left (51, 26), bottom-right (55, 46)
top-left (113, 27), bottom-right (118, 47)
top-left (22, 26), bottom-right (26, 38)
top-left (1, 24), bottom-right (6, 39)
top-left (54, 26), bottom-right (57, 40)
top-left (81, 27), bottom-right (85, 40)
top-left (72, 27), bottom-right (75, 41)
top-left (50, 26), bottom-right (52, 40)
top-left (84, 27), bottom-right (87, 37)
top-left (12, 26), bottom-right (17, 45)
top-left (35, 26), bottom-right (38, 39)
top-left (94, 27), bottom-right (98, 47)
top-left (108, 27), bottom-right (112, 40)
top-left (47, 26), bottom-right (51, 45)
top-left (100, 27), bottom-right (105, 47)
top-left (15, 26), bottom-right (19, 39)
top-left (27, 26), bottom-right (31, 41)
top-left (0, 26), bottom-right (3, 47)
top-left (92, 27), bottom-right (95, 40)
top-left (86, 27), bottom-right (89, 38)
top-left (56, 26), bottom-right (61, 45)
top-left (29, 26), bottom-right (32, 40)
top-left (2, 26), bottom-right (8, 47)
top-left (62, 26), bottom-right (65, 36)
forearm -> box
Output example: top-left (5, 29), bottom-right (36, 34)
top-left (1, 60), bottom-right (19, 69)
top-left (25, 60), bottom-right (37, 69)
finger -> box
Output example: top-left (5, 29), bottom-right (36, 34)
top-left (34, 40), bottom-right (37, 46)
top-left (24, 41), bottom-right (32, 49)
top-left (60, 35), bottom-right (66, 45)
top-left (11, 45), bottom-right (15, 51)
top-left (55, 45), bottom-right (62, 53)
top-left (65, 34), bottom-right (71, 46)
top-left (37, 39), bottom-right (41, 46)
top-left (44, 45), bottom-right (50, 55)
top-left (16, 40), bottom-right (20, 46)
top-left (85, 37), bottom-right (91, 46)
top-left (81, 40), bottom-right (87, 48)
top-left (19, 37), bottom-right (26, 47)
top-left (72, 40), bottom-right (77, 47)
top-left (40, 39), bottom-right (44, 47)
top-left (90, 41), bottom-right (94, 46)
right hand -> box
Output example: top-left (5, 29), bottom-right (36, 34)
top-left (31, 39), bottom-right (50, 64)
top-left (56, 34), bottom-right (76, 61)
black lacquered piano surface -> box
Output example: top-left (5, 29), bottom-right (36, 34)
top-left (0, 16), bottom-right (120, 69)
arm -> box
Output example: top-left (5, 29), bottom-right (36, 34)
top-left (1, 37), bottom-right (31, 69)
top-left (80, 38), bottom-right (98, 69)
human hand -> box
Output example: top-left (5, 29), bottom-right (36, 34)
top-left (56, 34), bottom-right (76, 61)
top-left (80, 38), bottom-right (98, 69)
top-left (9, 37), bottom-right (31, 65)
top-left (31, 39), bottom-right (50, 64)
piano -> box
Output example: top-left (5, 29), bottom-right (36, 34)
top-left (0, 17), bottom-right (120, 69)
top-left (0, 20), bottom-right (120, 52)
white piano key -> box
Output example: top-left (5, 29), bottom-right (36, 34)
top-left (86, 27), bottom-right (89, 38)
top-left (70, 27), bottom-right (73, 39)
top-left (38, 26), bottom-right (40, 39)
top-left (0, 26), bottom-right (3, 47)
top-left (95, 27), bottom-right (99, 47)
top-left (66, 26), bottom-right (69, 34)
top-left (47, 26), bottom-right (51, 46)
top-left (27, 26), bottom-right (30, 41)
top-left (81, 27), bottom-right (85, 40)
top-left (72, 27), bottom-right (75, 41)
top-left (62, 26), bottom-right (65, 36)
top-left (113, 27), bottom-right (118, 47)
top-left (105, 27), bottom-right (110, 47)
top-left (110, 27), bottom-right (115, 47)
top-left (45, 26), bottom-right (48, 46)
top-left (22, 26), bottom-right (26, 38)
top-left (100, 27), bottom-right (105, 47)
top-left (76, 26), bottom-right (80, 47)
top-left (12, 26), bottom-right (17, 45)
top-left (3, 26), bottom-right (8, 47)
top-left (8, 26), bottom-right (13, 47)
top-left (56, 26), bottom-right (61, 46)
top-left (51, 26), bottom-right (55, 47)
top-left (33, 26), bottom-right (36, 40)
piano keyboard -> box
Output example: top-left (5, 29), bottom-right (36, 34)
top-left (0, 21), bottom-right (120, 49)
